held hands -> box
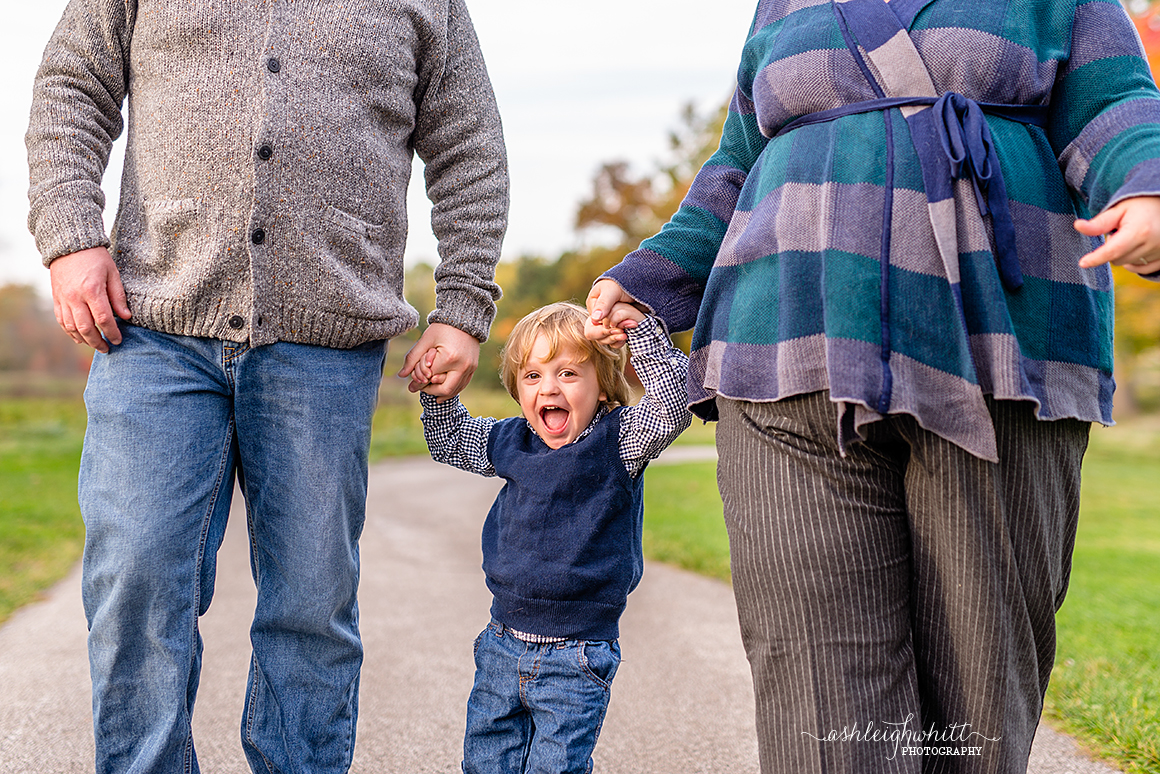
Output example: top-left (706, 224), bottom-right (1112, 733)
top-left (584, 279), bottom-right (644, 347)
top-left (1076, 195), bottom-right (1160, 275)
top-left (398, 322), bottom-right (481, 402)
top-left (49, 246), bottom-right (132, 353)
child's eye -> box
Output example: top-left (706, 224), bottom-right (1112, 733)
top-left (560, 370), bottom-right (576, 378)
top-left (523, 372), bottom-right (540, 381)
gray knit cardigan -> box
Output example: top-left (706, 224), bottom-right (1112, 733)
top-left (27, 0), bottom-right (507, 348)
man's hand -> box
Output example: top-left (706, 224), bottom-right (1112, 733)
top-left (398, 322), bottom-right (481, 401)
top-left (49, 246), bottom-right (132, 353)
top-left (1076, 196), bottom-right (1160, 275)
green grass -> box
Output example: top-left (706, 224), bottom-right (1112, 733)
top-left (0, 397), bottom-right (88, 623)
top-left (642, 462), bottom-right (730, 582)
top-left (671, 417), bottom-right (716, 446)
top-left (1043, 420), bottom-right (1160, 773)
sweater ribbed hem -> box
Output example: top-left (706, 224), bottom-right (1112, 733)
top-left (489, 590), bottom-right (625, 642)
top-left (276, 304), bottom-right (417, 349)
top-left (125, 292), bottom-right (418, 349)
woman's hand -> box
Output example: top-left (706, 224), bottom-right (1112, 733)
top-left (585, 279), bottom-right (637, 347)
top-left (1075, 196), bottom-right (1160, 275)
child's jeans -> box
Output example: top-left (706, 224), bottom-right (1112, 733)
top-left (462, 621), bottom-right (621, 774)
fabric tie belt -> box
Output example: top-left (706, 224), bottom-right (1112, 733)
top-left (776, 93), bottom-right (1048, 292)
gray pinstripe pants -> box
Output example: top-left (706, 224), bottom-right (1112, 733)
top-left (716, 393), bottom-right (1088, 774)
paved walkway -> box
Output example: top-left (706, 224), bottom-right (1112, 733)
top-left (0, 452), bottom-right (1122, 773)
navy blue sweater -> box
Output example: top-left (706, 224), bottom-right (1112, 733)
top-left (483, 407), bottom-right (644, 640)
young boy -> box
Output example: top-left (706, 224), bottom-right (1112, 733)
top-left (418, 300), bottom-right (690, 774)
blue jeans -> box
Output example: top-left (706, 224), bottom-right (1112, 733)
top-left (79, 324), bottom-right (386, 774)
top-left (462, 621), bottom-right (621, 774)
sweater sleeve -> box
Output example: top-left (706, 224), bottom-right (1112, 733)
top-left (419, 392), bottom-right (498, 476)
top-left (26, 0), bottom-right (133, 266)
top-left (1051, 0), bottom-right (1160, 216)
top-left (604, 83), bottom-right (771, 334)
top-left (412, 0), bottom-right (508, 342)
top-left (618, 316), bottom-right (692, 477)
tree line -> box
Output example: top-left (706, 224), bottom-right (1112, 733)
top-left (0, 283), bottom-right (91, 375)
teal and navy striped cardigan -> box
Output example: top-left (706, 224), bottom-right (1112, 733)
top-left (605, 0), bottom-right (1160, 460)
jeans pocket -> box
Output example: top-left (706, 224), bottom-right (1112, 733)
top-left (473, 629), bottom-right (486, 658)
top-left (578, 640), bottom-right (620, 689)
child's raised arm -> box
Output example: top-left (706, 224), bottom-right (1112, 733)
top-left (618, 316), bottom-right (692, 477)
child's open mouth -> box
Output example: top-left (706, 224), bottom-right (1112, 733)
top-left (540, 406), bottom-right (569, 434)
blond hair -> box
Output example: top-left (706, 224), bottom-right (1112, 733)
top-left (500, 302), bottom-right (631, 409)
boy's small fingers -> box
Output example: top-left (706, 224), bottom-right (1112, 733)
top-left (398, 351), bottom-right (420, 378)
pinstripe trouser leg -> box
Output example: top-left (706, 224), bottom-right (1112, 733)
top-left (716, 392), bottom-right (1088, 774)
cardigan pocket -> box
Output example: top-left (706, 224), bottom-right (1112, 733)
top-left (140, 197), bottom-right (205, 277)
top-left (318, 204), bottom-right (403, 314)
top-left (323, 203), bottom-right (382, 240)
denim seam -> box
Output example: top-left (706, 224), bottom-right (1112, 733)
top-left (221, 341), bottom-right (276, 774)
top-left (244, 653), bottom-right (277, 774)
top-left (222, 340), bottom-right (250, 366)
top-left (183, 735), bottom-right (194, 774)
top-left (516, 641), bottom-right (539, 709)
top-left (342, 679), bottom-right (357, 768)
top-left (183, 410), bottom-right (238, 774)
top-left (239, 471), bottom-right (277, 771)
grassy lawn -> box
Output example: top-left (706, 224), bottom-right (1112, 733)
top-left (0, 396), bottom-right (88, 623)
top-left (642, 462), bottom-right (730, 582)
top-left (1044, 420), bottom-right (1160, 773)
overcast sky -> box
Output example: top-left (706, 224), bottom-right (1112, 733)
top-left (0, 0), bottom-right (756, 298)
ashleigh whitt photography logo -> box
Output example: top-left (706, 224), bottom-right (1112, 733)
top-left (801, 714), bottom-right (1001, 761)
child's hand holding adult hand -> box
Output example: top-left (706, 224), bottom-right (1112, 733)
top-left (399, 323), bottom-right (480, 401)
top-left (585, 279), bottom-right (638, 347)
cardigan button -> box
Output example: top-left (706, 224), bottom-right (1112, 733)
top-left (228, 315), bottom-right (245, 330)
top-left (257, 144), bottom-right (273, 160)
top-left (251, 228), bottom-right (266, 245)
top-left (267, 57), bottom-right (281, 73)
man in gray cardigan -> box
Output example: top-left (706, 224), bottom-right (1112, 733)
top-left (27, 0), bottom-right (507, 771)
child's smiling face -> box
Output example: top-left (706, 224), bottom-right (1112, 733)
top-left (516, 333), bottom-right (607, 450)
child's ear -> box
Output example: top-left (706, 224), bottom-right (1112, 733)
top-left (599, 391), bottom-right (608, 404)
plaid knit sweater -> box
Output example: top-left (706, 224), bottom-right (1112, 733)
top-left (606, 0), bottom-right (1160, 460)
top-left (27, 0), bottom-right (507, 349)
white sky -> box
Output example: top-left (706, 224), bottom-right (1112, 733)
top-left (0, 0), bottom-right (756, 298)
